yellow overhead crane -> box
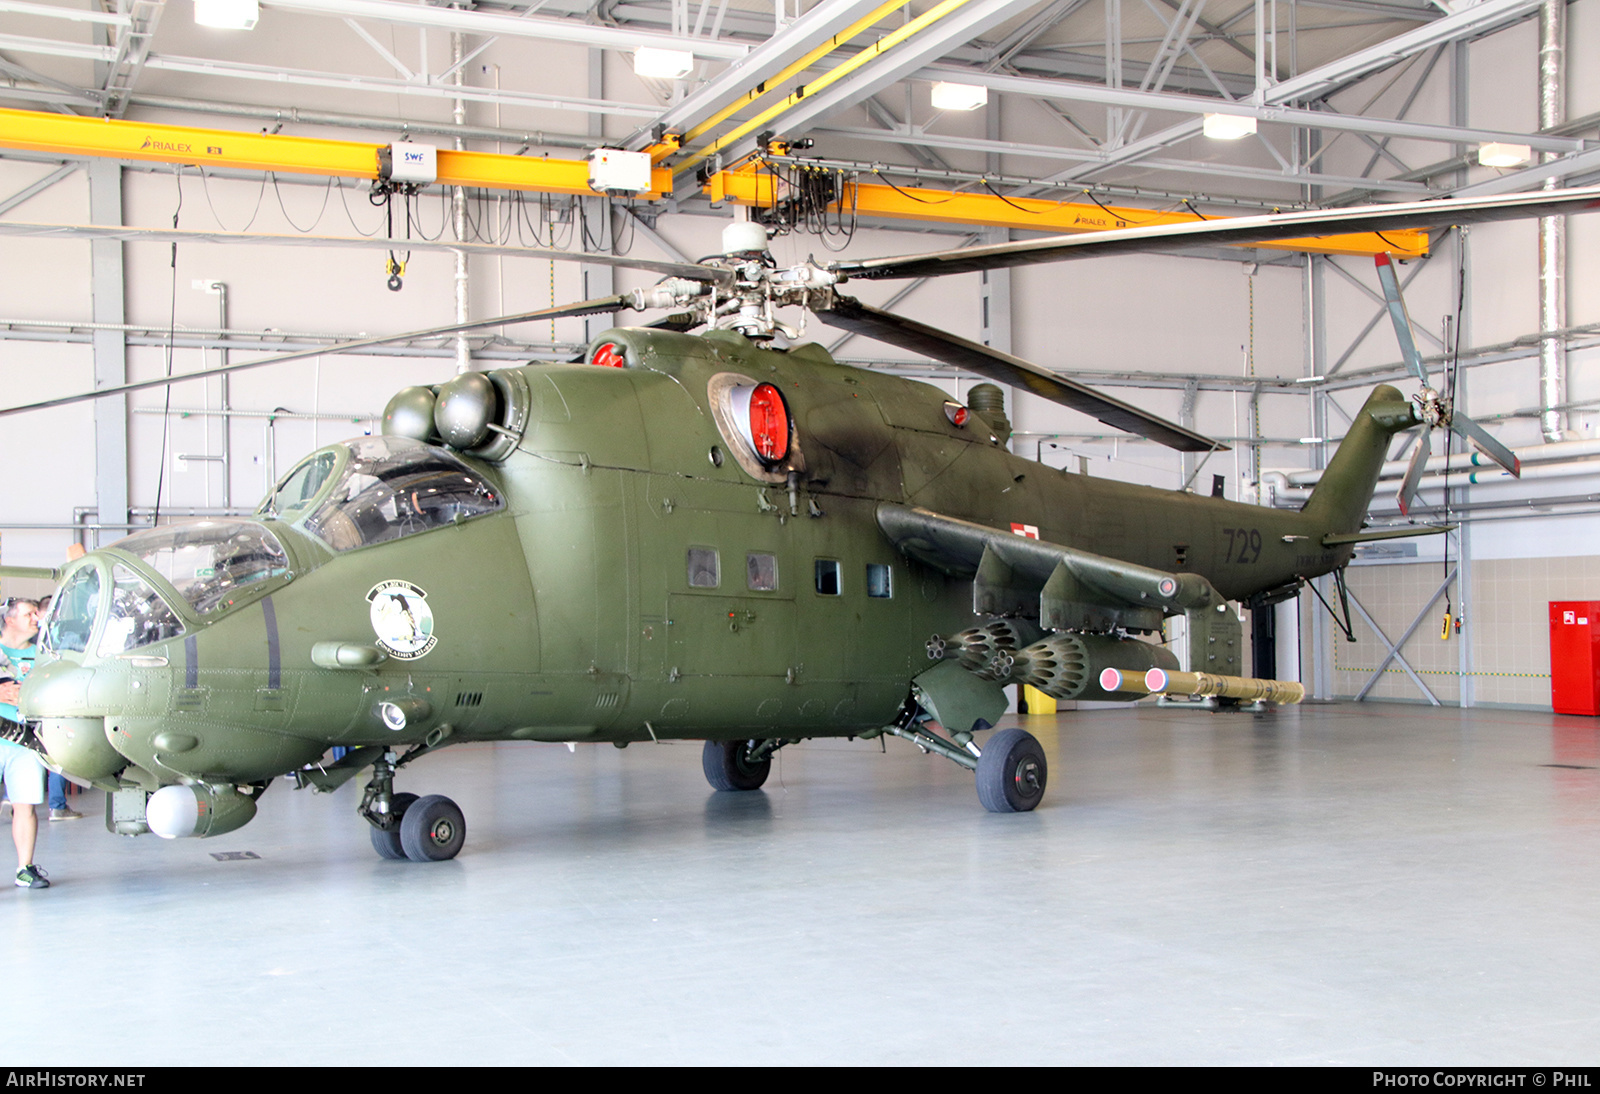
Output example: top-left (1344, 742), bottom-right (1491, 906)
top-left (0, 107), bottom-right (1427, 259)
top-left (705, 161), bottom-right (1431, 260)
top-left (0, 107), bottom-right (675, 198)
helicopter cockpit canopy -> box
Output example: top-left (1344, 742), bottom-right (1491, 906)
top-left (262, 436), bottom-right (503, 553)
top-left (41, 521), bottom-right (292, 658)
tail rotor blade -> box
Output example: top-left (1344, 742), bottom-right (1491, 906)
top-left (1448, 413), bottom-right (1522, 477)
top-left (1374, 254), bottom-right (1430, 387)
top-left (1396, 423), bottom-right (1432, 516)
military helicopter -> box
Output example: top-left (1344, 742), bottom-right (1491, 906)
top-left (9, 184), bottom-right (1600, 862)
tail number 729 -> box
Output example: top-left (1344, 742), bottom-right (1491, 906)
top-left (1223, 527), bottom-right (1263, 564)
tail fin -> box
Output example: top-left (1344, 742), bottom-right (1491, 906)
top-left (1300, 385), bottom-right (1416, 533)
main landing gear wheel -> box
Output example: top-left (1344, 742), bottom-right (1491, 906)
top-left (369, 791), bottom-right (418, 861)
top-left (702, 739), bottom-right (771, 791)
top-left (399, 794), bottom-right (466, 862)
top-left (976, 728), bottom-right (1048, 813)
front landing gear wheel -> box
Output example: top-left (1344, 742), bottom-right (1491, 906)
top-left (369, 792), bottom-right (418, 860)
top-left (976, 728), bottom-right (1047, 813)
top-left (702, 739), bottom-right (771, 791)
top-left (399, 794), bottom-right (466, 862)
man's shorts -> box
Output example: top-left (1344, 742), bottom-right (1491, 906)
top-left (0, 741), bottom-right (45, 805)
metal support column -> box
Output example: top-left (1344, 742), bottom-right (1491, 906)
top-left (1453, 227), bottom-right (1475, 707)
top-left (981, 103), bottom-right (1014, 452)
top-left (1304, 251), bottom-right (1332, 697)
top-left (88, 158), bottom-right (128, 548)
top-left (451, 24), bottom-right (471, 375)
top-left (581, 47), bottom-right (615, 344)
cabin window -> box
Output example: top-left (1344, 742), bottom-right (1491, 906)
top-left (747, 552), bottom-right (779, 592)
top-left (814, 559), bottom-right (841, 596)
top-left (687, 547), bottom-right (720, 588)
top-left (867, 563), bottom-right (893, 599)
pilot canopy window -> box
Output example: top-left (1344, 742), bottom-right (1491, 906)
top-left (300, 437), bottom-right (503, 552)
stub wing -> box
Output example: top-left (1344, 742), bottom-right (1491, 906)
top-left (876, 504), bottom-right (1222, 633)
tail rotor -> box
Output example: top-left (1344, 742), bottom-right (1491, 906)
top-left (1374, 253), bottom-right (1521, 515)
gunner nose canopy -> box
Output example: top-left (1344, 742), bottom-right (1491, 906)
top-left (40, 521), bottom-right (290, 659)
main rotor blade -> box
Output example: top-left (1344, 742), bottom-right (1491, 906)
top-left (0, 295), bottom-right (637, 420)
top-left (821, 295), bottom-right (1223, 453)
top-left (0, 221), bottom-right (733, 285)
top-left (1396, 422), bottom-right (1432, 517)
top-left (1373, 253), bottom-right (1429, 386)
top-left (1447, 412), bottom-right (1521, 478)
top-left (827, 185), bottom-right (1600, 282)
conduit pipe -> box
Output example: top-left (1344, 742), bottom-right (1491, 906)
top-left (1539, 0), bottom-right (1569, 441)
top-left (1264, 456), bottom-right (1600, 504)
top-left (1279, 436), bottom-right (1600, 486)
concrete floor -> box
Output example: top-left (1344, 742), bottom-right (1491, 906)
top-left (7, 700), bottom-right (1600, 1065)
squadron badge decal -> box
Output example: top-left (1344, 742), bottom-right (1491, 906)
top-left (367, 580), bottom-right (438, 660)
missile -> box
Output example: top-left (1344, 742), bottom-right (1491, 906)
top-left (1143, 668), bottom-right (1305, 705)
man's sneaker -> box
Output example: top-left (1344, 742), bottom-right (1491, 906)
top-left (49, 807), bottom-right (83, 822)
top-left (15, 865), bottom-right (48, 889)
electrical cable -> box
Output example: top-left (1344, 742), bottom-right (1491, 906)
top-left (198, 166), bottom-right (266, 233)
top-left (270, 172), bottom-right (333, 233)
top-left (979, 177), bottom-right (1039, 215)
top-left (335, 178), bottom-right (385, 237)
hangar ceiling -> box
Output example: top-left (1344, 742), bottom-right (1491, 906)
top-left (1, 0), bottom-right (1595, 216)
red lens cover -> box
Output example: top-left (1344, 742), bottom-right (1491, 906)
top-left (747, 383), bottom-right (789, 462)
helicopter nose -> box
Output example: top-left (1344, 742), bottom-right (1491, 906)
top-left (22, 661), bottom-right (127, 781)
top-left (22, 658), bottom-right (96, 717)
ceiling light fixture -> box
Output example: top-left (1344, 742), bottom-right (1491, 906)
top-left (634, 47), bottom-right (694, 80)
top-left (1202, 113), bottom-right (1257, 140)
top-left (1477, 142), bottom-right (1533, 168)
top-left (931, 82), bottom-right (987, 111)
top-left (193, 0), bottom-right (259, 30)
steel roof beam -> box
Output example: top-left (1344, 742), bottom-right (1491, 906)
top-left (696, 0), bottom-right (1026, 171)
top-left (0, 0), bottom-right (132, 26)
top-left (981, 0), bottom-right (1094, 69)
top-left (134, 53), bottom-right (663, 119)
top-left (815, 123), bottom-right (1434, 191)
top-left (260, 0), bottom-right (748, 59)
top-left (1027, 0), bottom-right (1547, 184)
top-left (915, 65), bottom-right (1585, 152)
top-left (98, 0), bottom-right (164, 118)
top-left (621, 0), bottom-right (894, 148)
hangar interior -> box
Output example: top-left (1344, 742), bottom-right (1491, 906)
top-left (1, 0), bottom-right (1599, 1065)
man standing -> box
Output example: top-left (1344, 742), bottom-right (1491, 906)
top-left (0, 599), bottom-right (49, 888)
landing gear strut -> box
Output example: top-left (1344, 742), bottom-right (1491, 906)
top-left (358, 751), bottom-right (465, 862)
top-left (870, 699), bottom-right (1049, 814)
top-left (702, 738), bottom-right (789, 791)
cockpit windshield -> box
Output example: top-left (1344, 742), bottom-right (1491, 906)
top-left (260, 450), bottom-right (336, 519)
top-left (114, 521), bottom-right (291, 616)
top-left (293, 437), bottom-right (503, 553)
